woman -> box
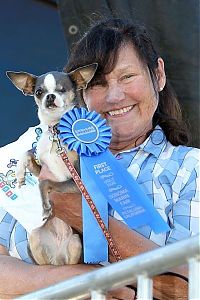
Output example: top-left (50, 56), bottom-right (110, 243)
top-left (0, 18), bottom-right (199, 299)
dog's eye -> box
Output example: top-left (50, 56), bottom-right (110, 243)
top-left (57, 87), bottom-right (66, 93)
top-left (35, 88), bottom-right (44, 97)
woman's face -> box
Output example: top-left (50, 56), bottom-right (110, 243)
top-left (83, 43), bottom-right (166, 152)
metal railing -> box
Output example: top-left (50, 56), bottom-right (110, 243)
top-left (17, 235), bottom-right (200, 300)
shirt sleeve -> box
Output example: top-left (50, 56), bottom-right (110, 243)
top-left (0, 207), bottom-right (34, 264)
top-left (0, 207), bottom-right (13, 248)
top-left (166, 161), bottom-right (199, 244)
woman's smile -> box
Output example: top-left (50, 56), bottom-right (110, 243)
top-left (106, 105), bottom-right (134, 117)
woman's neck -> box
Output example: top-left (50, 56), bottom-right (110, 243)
top-left (109, 133), bottom-right (148, 154)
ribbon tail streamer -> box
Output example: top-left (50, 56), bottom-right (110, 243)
top-left (82, 151), bottom-right (170, 234)
top-left (81, 158), bottom-right (108, 263)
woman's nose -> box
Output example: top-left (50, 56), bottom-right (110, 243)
top-left (105, 84), bottom-right (125, 103)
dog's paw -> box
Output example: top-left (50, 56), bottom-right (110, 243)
top-left (68, 233), bottom-right (82, 264)
top-left (16, 165), bottom-right (26, 188)
top-left (42, 203), bottom-right (53, 221)
top-left (18, 177), bottom-right (26, 188)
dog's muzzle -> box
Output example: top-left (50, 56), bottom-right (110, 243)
top-left (46, 94), bottom-right (57, 108)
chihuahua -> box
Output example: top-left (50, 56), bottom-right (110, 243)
top-left (6, 63), bottom-right (97, 265)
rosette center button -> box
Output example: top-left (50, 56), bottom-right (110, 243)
top-left (72, 119), bottom-right (99, 144)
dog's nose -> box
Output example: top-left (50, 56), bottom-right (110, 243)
top-left (46, 94), bottom-right (56, 107)
top-left (46, 94), bottom-right (56, 101)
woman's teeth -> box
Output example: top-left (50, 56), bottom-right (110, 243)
top-left (108, 105), bottom-right (133, 116)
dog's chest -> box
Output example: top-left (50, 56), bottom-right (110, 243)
top-left (36, 131), bottom-right (73, 182)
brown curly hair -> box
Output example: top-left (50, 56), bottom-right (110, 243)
top-left (65, 18), bottom-right (190, 146)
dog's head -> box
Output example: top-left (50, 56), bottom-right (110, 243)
top-left (6, 63), bottom-right (97, 125)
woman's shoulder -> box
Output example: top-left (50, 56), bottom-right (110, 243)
top-left (164, 142), bottom-right (199, 171)
top-left (173, 144), bottom-right (199, 157)
top-left (175, 144), bottom-right (200, 155)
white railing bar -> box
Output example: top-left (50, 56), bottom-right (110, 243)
top-left (188, 255), bottom-right (200, 300)
top-left (91, 290), bottom-right (106, 300)
top-left (137, 274), bottom-right (153, 300)
top-left (17, 235), bottom-right (199, 300)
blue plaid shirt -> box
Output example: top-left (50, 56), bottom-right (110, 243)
top-left (0, 126), bottom-right (199, 263)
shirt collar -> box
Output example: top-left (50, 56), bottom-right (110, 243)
top-left (116, 125), bottom-right (167, 158)
top-left (139, 125), bottom-right (167, 158)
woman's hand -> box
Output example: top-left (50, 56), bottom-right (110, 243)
top-left (50, 191), bottom-right (83, 233)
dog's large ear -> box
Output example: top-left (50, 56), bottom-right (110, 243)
top-left (6, 71), bottom-right (37, 96)
top-left (68, 63), bottom-right (98, 90)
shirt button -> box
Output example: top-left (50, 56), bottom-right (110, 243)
top-left (68, 25), bottom-right (78, 35)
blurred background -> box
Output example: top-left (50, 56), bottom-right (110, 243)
top-left (1, 0), bottom-right (199, 147)
top-left (0, 0), bottom-right (67, 147)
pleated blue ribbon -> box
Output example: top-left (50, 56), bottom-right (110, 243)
top-left (58, 107), bottom-right (170, 263)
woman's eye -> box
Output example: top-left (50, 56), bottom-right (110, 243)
top-left (35, 88), bottom-right (44, 97)
top-left (121, 74), bottom-right (134, 81)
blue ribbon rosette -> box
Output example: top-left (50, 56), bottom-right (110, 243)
top-left (58, 107), bottom-right (170, 263)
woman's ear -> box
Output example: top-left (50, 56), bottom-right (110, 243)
top-left (156, 58), bottom-right (166, 92)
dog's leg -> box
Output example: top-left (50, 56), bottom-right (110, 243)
top-left (39, 179), bottom-right (79, 220)
top-left (28, 217), bottom-right (82, 265)
top-left (16, 152), bottom-right (28, 188)
top-left (25, 150), bottom-right (41, 177)
top-left (17, 151), bottom-right (41, 188)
